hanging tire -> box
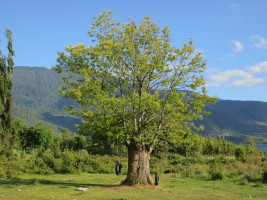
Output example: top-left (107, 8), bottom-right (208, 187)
top-left (115, 162), bottom-right (121, 175)
top-left (118, 163), bottom-right (122, 175)
top-left (155, 172), bottom-right (160, 185)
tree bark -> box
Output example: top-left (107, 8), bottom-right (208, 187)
top-left (122, 142), bottom-right (153, 185)
top-left (5, 96), bottom-right (12, 130)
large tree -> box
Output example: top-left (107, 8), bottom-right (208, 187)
top-left (54, 11), bottom-right (216, 185)
top-left (0, 29), bottom-right (15, 140)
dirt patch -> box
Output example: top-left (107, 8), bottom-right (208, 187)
top-left (107, 185), bottom-right (163, 191)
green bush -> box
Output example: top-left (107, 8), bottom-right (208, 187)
top-left (209, 163), bottom-right (224, 180)
top-left (235, 147), bottom-right (246, 161)
top-left (20, 123), bottom-right (55, 150)
top-left (33, 157), bottom-right (54, 175)
top-left (41, 150), bottom-right (55, 167)
top-left (30, 178), bottom-right (40, 185)
top-left (254, 182), bottom-right (263, 188)
top-left (51, 158), bottom-right (63, 173)
top-left (59, 132), bottom-right (87, 151)
top-left (238, 177), bottom-right (249, 185)
top-left (211, 171), bottom-right (224, 180)
top-left (61, 150), bottom-right (77, 173)
top-left (0, 167), bottom-right (6, 177)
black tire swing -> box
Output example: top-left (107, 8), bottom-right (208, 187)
top-left (155, 172), bottom-right (160, 185)
top-left (115, 162), bottom-right (122, 175)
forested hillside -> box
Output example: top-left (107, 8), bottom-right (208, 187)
top-left (12, 66), bottom-right (267, 143)
top-left (12, 66), bottom-right (81, 133)
top-left (199, 100), bottom-right (267, 143)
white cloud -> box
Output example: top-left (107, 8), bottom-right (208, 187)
top-left (252, 35), bottom-right (267, 48)
top-left (232, 40), bottom-right (244, 52)
top-left (207, 61), bottom-right (267, 87)
top-left (231, 78), bottom-right (265, 87)
top-left (208, 69), bottom-right (252, 87)
top-left (249, 61), bottom-right (267, 73)
top-left (229, 3), bottom-right (240, 10)
top-left (206, 68), bottom-right (219, 73)
top-left (228, 54), bottom-right (237, 58)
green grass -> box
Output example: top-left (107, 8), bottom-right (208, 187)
top-left (0, 173), bottom-right (266, 200)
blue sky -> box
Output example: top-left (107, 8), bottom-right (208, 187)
top-left (1, 0), bottom-right (267, 101)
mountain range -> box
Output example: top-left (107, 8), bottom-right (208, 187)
top-left (12, 66), bottom-right (267, 144)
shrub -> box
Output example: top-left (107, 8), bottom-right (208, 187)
top-left (30, 178), bottom-right (40, 185)
top-left (209, 164), bottom-right (224, 180)
top-left (182, 164), bottom-right (208, 178)
top-left (244, 165), bottom-right (262, 182)
top-left (211, 171), bottom-right (224, 180)
top-left (238, 177), bottom-right (249, 185)
top-left (235, 147), bottom-right (246, 161)
top-left (33, 157), bottom-right (54, 175)
top-left (75, 150), bottom-right (90, 172)
top-left (254, 182), bottom-right (263, 188)
top-left (61, 150), bottom-right (77, 173)
top-left (41, 150), bottom-right (55, 167)
top-left (51, 158), bottom-right (63, 173)
top-left (20, 123), bottom-right (55, 150)
top-left (0, 167), bottom-right (6, 177)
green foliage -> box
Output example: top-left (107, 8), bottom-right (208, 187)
top-left (165, 135), bottom-right (238, 157)
top-left (210, 171), bottom-right (224, 180)
top-left (235, 146), bottom-right (246, 161)
top-left (209, 163), bottom-right (224, 180)
top-left (0, 29), bottom-right (15, 128)
top-left (60, 150), bottom-right (78, 173)
top-left (54, 10), bottom-right (216, 153)
top-left (54, 11), bottom-right (218, 184)
top-left (20, 123), bottom-right (55, 150)
top-left (247, 137), bottom-right (255, 147)
top-left (0, 140), bottom-right (266, 182)
top-left (0, 29), bottom-right (15, 147)
top-left (202, 137), bottom-right (236, 156)
top-left (176, 133), bottom-right (204, 157)
top-left (59, 132), bottom-right (87, 151)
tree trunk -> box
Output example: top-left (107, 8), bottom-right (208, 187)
top-left (5, 96), bottom-right (12, 130)
top-left (122, 142), bottom-right (153, 185)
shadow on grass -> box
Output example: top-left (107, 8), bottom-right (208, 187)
top-left (0, 177), bottom-right (119, 188)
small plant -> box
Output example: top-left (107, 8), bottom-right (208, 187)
top-left (238, 177), bottom-right (249, 185)
top-left (211, 171), bottom-right (224, 180)
top-left (31, 178), bottom-right (39, 185)
top-left (209, 164), bottom-right (224, 180)
top-left (235, 147), bottom-right (246, 161)
top-left (0, 168), bottom-right (6, 177)
top-left (254, 182), bottom-right (263, 188)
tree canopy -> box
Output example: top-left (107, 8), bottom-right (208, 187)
top-left (0, 29), bottom-right (15, 147)
top-left (55, 11), bottom-right (215, 146)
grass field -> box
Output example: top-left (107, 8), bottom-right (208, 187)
top-left (0, 173), bottom-right (266, 200)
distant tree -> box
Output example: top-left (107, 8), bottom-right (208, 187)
top-left (0, 29), bottom-right (15, 151)
top-left (54, 11), bottom-right (216, 185)
top-left (246, 137), bottom-right (255, 147)
top-left (178, 133), bottom-right (204, 157)
top-left (235, 146), bottom-right (246, 161)
top-left (59, 129), bottom-right (87, 151)
top-left (20, 123), bottom-right (55, 150)
top-left (0, 29), bottom-right (15, 144)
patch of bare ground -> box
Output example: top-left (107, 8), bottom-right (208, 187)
top-left (107, 185), bottom-right (163, 191)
